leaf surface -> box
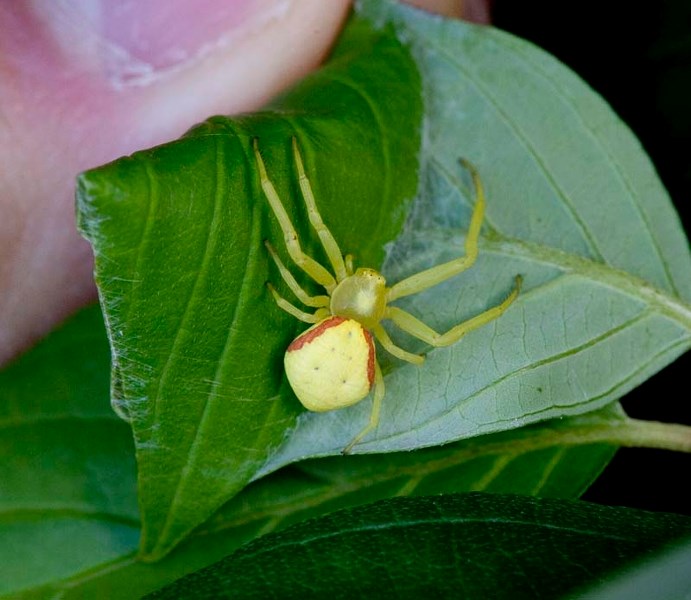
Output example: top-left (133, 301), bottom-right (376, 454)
top-left (0, 307), bottom-right (139, 596)
top-left (146, 493), bottom-right (691, 599)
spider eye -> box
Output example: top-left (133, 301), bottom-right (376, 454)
top-left (355, 268), bottom-right (385, 283)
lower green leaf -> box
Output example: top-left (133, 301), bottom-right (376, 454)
top-left (146, 493), bottom-right (691, 600)
top-left (0, 306), bottom-right (139, 597)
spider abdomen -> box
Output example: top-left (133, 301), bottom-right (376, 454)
top-left (284, 316), bottom-right (375, 412)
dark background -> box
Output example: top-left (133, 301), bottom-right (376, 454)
top-left (493, 1), bottom-right (691, 516)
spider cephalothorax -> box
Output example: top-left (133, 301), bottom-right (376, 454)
top-left (254, 137), bottom-right (520, 453)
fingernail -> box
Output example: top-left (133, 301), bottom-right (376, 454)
top-left (30, 0), bottom-right (292, 87)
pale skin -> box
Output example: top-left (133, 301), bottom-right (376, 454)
top-left (254, 137), bottom-right (521, 453)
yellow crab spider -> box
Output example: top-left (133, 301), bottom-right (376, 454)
top-left (254, 137), bottom-right (521, 454)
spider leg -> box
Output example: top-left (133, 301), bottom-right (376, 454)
top-left (342, 360), bottom-right (384, 454)
top-left (385, 275), bottom-right (522, 346)
top-left (265, 241), bottom-right (330, 308)
top-left (372, 324), bottom-right (424, 365)
top-left (345, 254), bottom-right (355, 276)
top-left (253, 139), bottom-right (337, 293)
top-left (292, 137), bottom-right (348, 282)
top-left (266, 283), bottom-right (330, 324)
top-left (387, 159), bottom-right (485, 302)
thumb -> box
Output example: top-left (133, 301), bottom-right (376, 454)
top-left (0, 0), bottom-right (350, 365)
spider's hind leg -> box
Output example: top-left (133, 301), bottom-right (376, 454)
top-left (342, 361), bottom-right (385, 454)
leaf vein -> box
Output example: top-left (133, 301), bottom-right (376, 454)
top-left (154, 137), bottom-right (230, 545)
top-left (325, 72), bottom-right (392, 254)
top-left (494, 29), bottom-right (680, 297)
top-left (381, 309), bottom-right (679, 443)
top-left (426, 36), bottom-right (606, 262)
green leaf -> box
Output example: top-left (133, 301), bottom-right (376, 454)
top-left (259, 0), bottom-right (691, 464)
top-left (145, 493), bottom-right (691, 599)
top-left (77, 15), bottom-right (422, 560)
top-left (54, 428), bottom-right (611, 598)
top-left (16, 417), bottom-right (610, 599)
top-left (0, 306), bottom-right (139, 597)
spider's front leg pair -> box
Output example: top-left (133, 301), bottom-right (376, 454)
top-left (254, 138), bottom-right (521, 453)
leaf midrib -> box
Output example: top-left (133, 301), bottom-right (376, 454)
top-left (252, 411), bottom-right (623, 507)
top-left (236, 517), bottom-right (637, 559)
top-left (489, 236), bottom-right (691, 328)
